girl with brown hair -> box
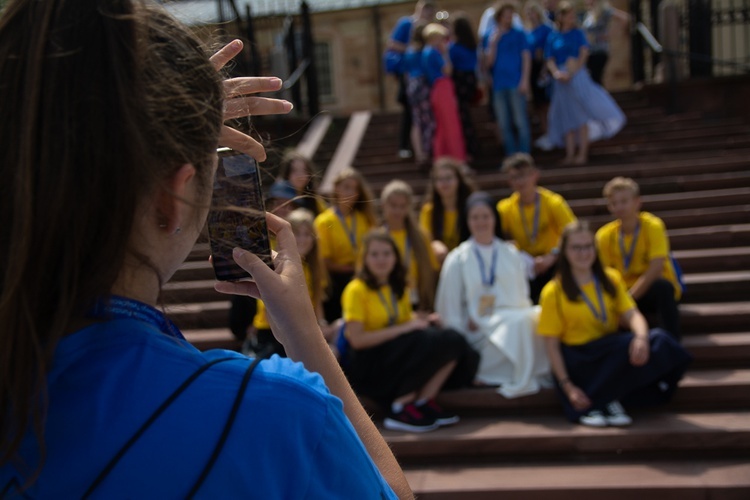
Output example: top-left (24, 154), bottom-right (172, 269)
top-left (0, 1), bottom-right (408, 496)
top-left (314, 167), bottom-right (377, 322)
top-left (537, 221), bottom-right (691, 427)
top-left (380, 180), bottom-right (439, 312)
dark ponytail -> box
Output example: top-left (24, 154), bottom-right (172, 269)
top-left (0, 0), bottom-right (223, 467)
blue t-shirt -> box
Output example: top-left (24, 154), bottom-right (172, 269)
top-left (528, 23), bottom-right (554, 57)
top-left (484, 28), bottom-right (530, 90)
top-left (422, 46), bottom-right (446, 86)
top-left (390, 16), bottom-right (413, 45)
top-left (449, 42), bottom-right (478, 72)
top-left (403, 47), bottom-right (424, 78)
top-left (0, 319), bottom-right (397, 498)
top-left (545, 28), bottom-right (589, 66)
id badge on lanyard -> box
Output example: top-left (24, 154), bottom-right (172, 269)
top-left (473, 243), bottom-right (498, 318)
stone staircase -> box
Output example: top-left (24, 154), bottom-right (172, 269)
top-left (168, 81), bottom-right (750, 497)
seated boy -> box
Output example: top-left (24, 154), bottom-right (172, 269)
top-left (497, 153), bottom-right (576, 303)
top-left (596, 177), bottom-right (682, 339)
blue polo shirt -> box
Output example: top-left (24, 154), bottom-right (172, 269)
top-left (0, 319), bottom-right (397, 498)
top-left (422, 46), bottom-right (446, 86)
top-left (449, 42), bottom-right (478, 72)
top-left (545, 28), bottom-right (589, 66)
top-left (403, 47), bottom-right (424, 78)
top-left (390, 16), bottom-right (413, 44)
top-left (484, 28), bottom-right (530, 90)
top-left (528, 23), bottom-right (554, 56)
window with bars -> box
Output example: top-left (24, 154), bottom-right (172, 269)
top-left (314, 41), bottom-right (334, 99)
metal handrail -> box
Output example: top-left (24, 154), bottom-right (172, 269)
top-left (636, 22), bottom-right (750, 72)
top-left (283, 58), bottom-right (310, 91)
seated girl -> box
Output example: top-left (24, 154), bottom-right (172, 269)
top-left (380, 179), bottom-right (439, 312)
top-left (252, 209), bottom-right (335, 357)
top-left (537, 221), bottom-right (692, 427)
top-left (436, 192), bottom-right (550, 398)
top-left (342, 229), bottom-right (479, 433)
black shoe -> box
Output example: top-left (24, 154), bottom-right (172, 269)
top-left (416, 399), bottom-right (460, 426)
top-left (383, 403), bottom-right (439, 433)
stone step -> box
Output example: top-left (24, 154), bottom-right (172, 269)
top-left (674, 246), bottom-right (750, 274)
top-left (681, 271), bottom-right (750, 303)
top-left (568, 188), bottom-right (750, 218)
top-left (385, 411), bottom-right (750, 464)
top-left (680, 302), bottom-right (750, 334)
top-left (667, 224), bottom-right (750, 251)
top-left (402, 458), bottom-right (750, 499)
top-left (432, 369), bottom-right (750, 417)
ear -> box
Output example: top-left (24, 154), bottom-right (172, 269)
top-left (634, 195), bottom-right (643, 211)
top-left (156, 163), bottom-right (197, 234)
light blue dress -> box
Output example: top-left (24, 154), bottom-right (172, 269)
top-left (543, 28), bottom-right (626, 148)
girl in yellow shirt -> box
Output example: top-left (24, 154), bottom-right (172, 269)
top-left (314, 167), bottom-right (377, 322)
top-left (253, 209), bottom-right (333, 356)
top-left (419, 157), bottom-right (475, 263)
top-left (537, 221), bottom-right (691, 427)
top-left (342, 230), bottom-right (479, 433)
top-left (380, 180), bottom-right (439, 312)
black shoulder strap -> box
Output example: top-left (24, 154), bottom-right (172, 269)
top-left (186, 355), bottom-right (262, 498)
top-left (83, 355), bottom-right (261, 498)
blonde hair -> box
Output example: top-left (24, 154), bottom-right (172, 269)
top-left (287, 208), bottom-right (328, 305)
top-left (501, 152), bottom-right (537, 173)
top-left (602, 176), bottom-right (640, 198)
top-left (381, 180), bottom-right (437, 311)
top-left (332, 167), bottom-right (377, 226)
top-left (423, 23), bottom-right (449, 41)
top-left (523, 0), bottom-right (546, 26)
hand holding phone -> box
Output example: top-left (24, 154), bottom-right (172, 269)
top-left (207, 148), bottom-right (274, 281)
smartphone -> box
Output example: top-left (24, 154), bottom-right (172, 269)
top-left (207, 148), bottom-right (274, 281)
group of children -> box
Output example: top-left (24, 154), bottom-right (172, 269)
top-left (237, 149), bottom-right (691, 433)
top-left (386, 0), bottom-right (627, 167)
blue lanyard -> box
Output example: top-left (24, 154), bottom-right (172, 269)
top-left (335, 207), bottom-right (357, 249)
top-left (519, 193), bottom-right (541, 244)
top-left (472, 242), bottom-right (498, 287)
top-left (377, 287), bottom-right (399, 326)
top-left (580, 277), bottom-right (607, 324)
top-left (619, 221), bottom-right (641, 271)
top-left (88, 295), bottom-right (185, 340)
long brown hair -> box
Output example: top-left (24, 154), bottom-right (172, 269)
top-left (423, 157), bottom-right (475, 245)
top-left (357, 229), bottom-right (408, 300)
top-left (278, 150), bottom-right (323, 215)
top-left (556, 221), bottom-right (616, 301)
top-left (0, 0), bottom-right (223, 465)
top-left (287, 208), bottom-right (328, 305)
top-left (381, 180), bottom-right (437, 310)
top-left (332, 167), bottom-right (377, 227)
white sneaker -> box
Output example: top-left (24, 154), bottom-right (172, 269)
top-left (579, 410), bottom-right (608, 427)
top-left (604, 400), bottom-right (633, 426)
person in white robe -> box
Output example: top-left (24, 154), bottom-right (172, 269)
top-left (435, 192), bottom-right (550, 398)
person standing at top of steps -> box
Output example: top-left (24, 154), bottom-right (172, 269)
top-left (497, 153), bottom-right (577, 304)
top-left (596, 177), bottom-right (683, 339)
top-left (385, 0), bottom-right (438, 160)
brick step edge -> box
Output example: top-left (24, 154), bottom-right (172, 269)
top-left (403, 458), bottom-right (750, 500)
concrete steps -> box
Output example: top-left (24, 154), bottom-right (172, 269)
top-left (403, 459), bottom-right (750, 499)
top-left (166, 86), bottom-right (750, 498)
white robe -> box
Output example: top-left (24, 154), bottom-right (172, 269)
top-left (436, 238), bottom-right (550, 398)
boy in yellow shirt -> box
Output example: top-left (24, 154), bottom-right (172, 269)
top-left (596, 177), bottom-right (682, 339)
top-left (497, 153), bottom-right (577, 303)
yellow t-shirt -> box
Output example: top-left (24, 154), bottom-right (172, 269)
top-left (497, 187), bottom-right (576, 256)
top-left (341, 279), bottom-right (413, 333)
top-left (596, 211), bottom-right (682, 300)
top-left (254, 262), bottom-right (315, 330)
top-left (419, 202), bottom-right (460, 250)
top-left (537, 268), bottom-right (636, 346)
top-left (387, 227), bottom-right (440, 290)
top-left (314, 207), bottom-right (372, 267)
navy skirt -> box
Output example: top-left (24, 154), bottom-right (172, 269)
top-left (558, 328), bottom-right (692, 422)
top-left (348, 326), bottom-right (479, 410)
